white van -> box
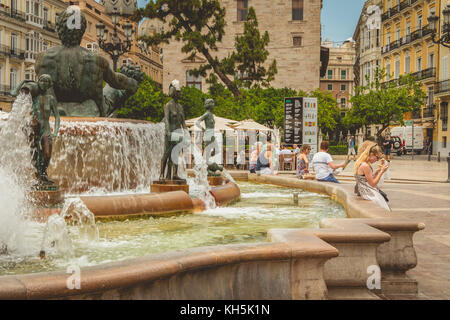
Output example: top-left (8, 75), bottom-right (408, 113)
top-left (390, 126), bottom-right (424, 153)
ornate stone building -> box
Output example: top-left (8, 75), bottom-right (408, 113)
top-left (381, 0), bottom-right (441, 151)
top-left (433, 0), bottom-right (449, 156)
top-left (353, 0), bottom-right (382, 88)
top-left (64, 0), bottom-right (163, 86)
top-left (0, 0), bottom-right (67, 111)
top-left (320, 39), bottom-right (356, 116)
top-left (159, 0), bottom-right (323, 93)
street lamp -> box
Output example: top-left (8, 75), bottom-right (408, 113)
top-left (95, 0), bottom-right (137, 70)
top-left (429, 5), bottom-right (450, 48)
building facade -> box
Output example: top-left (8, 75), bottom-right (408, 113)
top-left (160, 0), bottom-right (323, 94)
top-left (0, 0), bottom-right (67, 111)
top-left (320, 40), bottom-right (356, 115)
top-left (381, 0), bottom-right (441, 152)
top-left (354, 0), bottom-right (382, 88)
top-left (64, 0), bottom-right (163, 86)
top-left (434, 0), bottom-right (449, 156)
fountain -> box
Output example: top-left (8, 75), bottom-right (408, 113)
top-left (0, 5), bottom-right (425, 302)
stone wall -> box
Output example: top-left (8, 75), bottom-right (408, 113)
top-left (162, 0), bottom-right (322, 93)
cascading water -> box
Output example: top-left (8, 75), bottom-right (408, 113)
top-left (0, 93), bottom-right (38, 256)
top-left (49, 120), bottom-right (165, 194)
top-left (189, 143), bottom-right (217, 210)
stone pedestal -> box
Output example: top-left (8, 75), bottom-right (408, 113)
top-left (207, 176), bottom-right (224, 186)
top-left (30, 186), bottom-right (63, 207)
top-left (150, 180), bottom-right (189, 193)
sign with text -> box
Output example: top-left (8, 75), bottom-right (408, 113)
top-left (302, 97), bottom-right (318, 155)
top-left (284, 97), bottom-right (303, 145)
top-left (284, 97), bottom-right (318, 155)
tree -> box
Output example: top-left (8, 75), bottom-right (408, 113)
top-left (229, 7), bottom-right (277, 89)
top-left (116, 75), bottom-right (168, 122)
top-left (134, 0), bottom-right (241, 97)
top-left (346, 68), bottom-right (426, 140)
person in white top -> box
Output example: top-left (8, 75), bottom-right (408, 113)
top-left (312, 141), bottom-right (348, 183)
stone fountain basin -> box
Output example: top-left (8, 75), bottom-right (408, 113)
top-left (1, 175), bottom-right (426, 300)
top-left (34, 181), bottom-right (241, 222)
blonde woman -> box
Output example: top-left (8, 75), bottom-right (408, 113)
top-left (354, 142), bottom-right (391, 211)
top-left (296, 144), bottom-right (311, 179)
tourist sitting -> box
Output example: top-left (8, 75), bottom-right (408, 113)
top-left (293, 144), bottom-right (300, 155)
top-left (256, 143), bottom-right (275, 175)
top-left (312, 141), bottom-right (348, 183)
top-left (296, 144), bottom-right (311, 179)
top-left (249, 142), bottom-right (262, 173)
top-left (354, 142), bottom-right (391, 211)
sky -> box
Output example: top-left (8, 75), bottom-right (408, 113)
top-left (136, 0), bottom-right (366, 45)
top-left (321, 0), bottom-right (365, 44)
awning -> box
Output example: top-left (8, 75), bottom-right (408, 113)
top-left (186, 115), bottom-right (237, 131)
top-left (231, 119), bottom-right (271, 132)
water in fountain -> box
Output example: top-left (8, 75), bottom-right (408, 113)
top-left (0, 93), bottom-right (38, 256)
top-left (189, 142), bottom-right (216, 210)
top-left (49, 120), bottom-right (164, 195)
top-left (40, 198), bottom-right (99, 258)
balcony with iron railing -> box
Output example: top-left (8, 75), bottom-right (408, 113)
top-left (382, 25), bottom-right (431, 54)
top-left (423, 105), bottom-right (435, 118)
top-left (0, 45), bottom-right (25, 60)
top-left (411, 67), bottom-right (436, 81)
top-left (435, 79), bottom-right (450, 94)
top-left (382, 0), bottom-right (420, 22)
top-left (0, 7), bottom-right (26, 21)
top-left (381, 68), bottom-right (435, 87)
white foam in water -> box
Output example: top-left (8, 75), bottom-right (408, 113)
top-left (190, 143), bottom-right (216, 209)
top-left (49, 120), bottom-right (165, 195)
top-left (0, 93), bottom-right (37, 256)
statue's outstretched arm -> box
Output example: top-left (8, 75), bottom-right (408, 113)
top-left (103, 57), bottom-right (138, 92)
top-left (10, 80), bottom-right (34, 97)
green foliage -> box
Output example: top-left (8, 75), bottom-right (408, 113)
top-left (116, 75), bottom-right (168, 122)
top-left (309, 89), bottom-right (340, 135)
top-left (135, 0), bottom-right (241, 96)
top-left (179, 86), bottom-right (207, 119)
top-left (225, 7), bottom-right (278, 89)
top-left (328, 145), bottom-right (359, 155)
top-left (346, 68), bottom-right (426, 139)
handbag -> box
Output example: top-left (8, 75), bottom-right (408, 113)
top-left (378, 189), bottom-right (389, 202)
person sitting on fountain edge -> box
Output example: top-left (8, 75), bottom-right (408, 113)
top-left (312, 141), bottom-right (348, 183)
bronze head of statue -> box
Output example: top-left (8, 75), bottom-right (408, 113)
top-left (56, 6), bottom-right (87, 47)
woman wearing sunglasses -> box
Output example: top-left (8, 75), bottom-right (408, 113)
top-left (354, 141), bottom-right (391, 211)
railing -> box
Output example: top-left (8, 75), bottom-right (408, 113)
top-left (0, 7), bottom-right (26, 21)
top-left (26, 13), bottom-right (44, 25)
top-left (0, 44), bottom-right (25, 60)
top-left (381, 4), bottom-right (400, 21)
top-left (411, 67), bottom-right (435, 81)
top-left (382, 26), bottom-right (430, 54)
top-left (0, 85), bottom-right (12, 96)
top-left (423, 105), bottom-right (435, 118)
top-left (382, 0), bottom-right (420, 22)
top-left (435, 79), bottom-right (450, 94)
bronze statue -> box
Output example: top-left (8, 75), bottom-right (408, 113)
top-left (11, 74), bottom-right (60, 187)
top-left (195, 99), bottom-right (223, 176)
top-left (159, 80), bottom-right (188, 181)
top-left (35, 6), bottom-right (138, 117)
top-left (103, 64), bottom-right (145, 117)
